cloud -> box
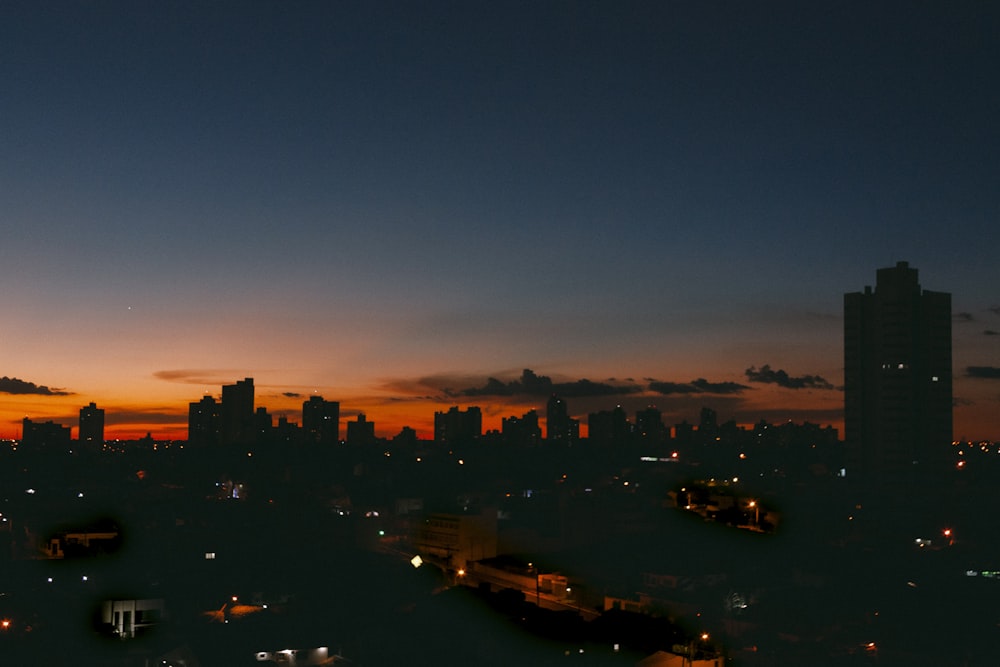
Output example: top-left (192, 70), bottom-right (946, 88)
top-left (745, 365), bottom-right (835, 390)
top-left (153, 369), bottom-right (245, 385)
top-left (984, 330), bottom-right (1000, 336)
top-left (966, 366), bottom-right (1000, 379)
top-left (0, 376), bottom-right (72, 396)
top-left (458, 369), bottom-right (641, 398)
top-left (648, 378), bottom-right (749, 395)
top-left (384, 368), bottom-right (756, 403)
top-left (282, 392), bottom-right (303, 398)
top-left (989, 306), bottom-right (1000, 317)
top-left (954, 312), bottom-right (974, 322)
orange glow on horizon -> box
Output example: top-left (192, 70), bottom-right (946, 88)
top-left (2, 374), bottom-right (995, 442)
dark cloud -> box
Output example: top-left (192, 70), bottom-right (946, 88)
top-left (154, 369), bottom-right (241, 385)
top-left (0, 376), bottom-right (72, 396)
top-left (966, 366), bottom-right (1000, 379)
top-left (953, 312), bottom-right (974, 322)
top-left (387, 369), bottom-right (753, 403)
top-left (646, 381), bottom-right (699, 395)
top-left (989, 306), bottom-right (1000, 317)
top-left (984, 330), bottom-right (1000, 336)
top-left (458, 369), bottom-right (641, 398)
top-left (648, 378), bottom-right (749, 395)
top-left (282, 392), bottom-right (303, 398)
top-left (745, 365), bottom-right (835, 390)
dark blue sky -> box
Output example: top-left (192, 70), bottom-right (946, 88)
top-left (2, 1), bottom-right (998, 438)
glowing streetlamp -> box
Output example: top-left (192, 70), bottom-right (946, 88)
top-left (748, 500), bottom-right (760, 526)
top-left (528, 562), bottom-right (540, 606)
top-left (687, 633), bottom-right (710, 667)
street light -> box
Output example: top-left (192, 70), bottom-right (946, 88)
top-left (686, 633), bottom-right (709, 667)
top-left (528, 562), bottom-right (540, 606)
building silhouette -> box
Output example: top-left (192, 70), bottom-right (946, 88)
top-left (254, 406), bottom-right (273, 443)
top-left (635, 406), bottom-right (666, 445)
top-left (220, 377), bottom-right (255, 445)
top-left (79, 402), bottom-right (105, 445)
top-left (21, 417), bottom-right (71, 451)
top-left (545, 395), bottom-right (579, 443)
top-left (697, 406), bottom-right (718, 444)
top-left (844, 261), bottom-right (952, 515)
top-left (346, 413), bottom-right (376, 446)
top-left (188, 395), bottom-right (220, 447)
top-left (501, 409), bottom-right (541, 447)
top-left (433, 406), bottom-right (482, 445)
top-left (302, 395), bottom-right (339, 445)
top-left (587, 405), bottom-right (630, 446)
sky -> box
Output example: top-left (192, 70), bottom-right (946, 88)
top-left (2, 1), bottom-right (998, 441)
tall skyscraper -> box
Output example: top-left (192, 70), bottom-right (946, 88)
top-left (433, 406), bottom-right (482, 445)
top-left (844, 261), bottom-right (952, 508)
top-left (221, 377), bottom-right (255, 445)
top-left (635, 406), bottom-right (666, 444)
top-left (302, 395), bottom-right (339, 445)
top-left (501, 409), bottom-right (541, 447)
top-left (79, 402), bottom-right (105, 445)
top-left (587, 405), bottom-right (630, 446)
top-left (545, 395), bottom-right (579, 443)
top-left (188, 395), bottom-right (220, 447)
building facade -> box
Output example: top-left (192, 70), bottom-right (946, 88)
top-left (844, 261), bottom-right (952, 510)
top-left (221, 377), bottom-right (255, 445)
top-left (546, 395), bottom-right (579, 443)
top-left (433, 406), bottom-right (482, 445)
top-left (78, 402), bottom-right (105, 445)
top-left (302, 395), bottom-right (339, 445)
top-left (188, 395), bottom-right (220, 447)
top-left (346, 413), bottom-right (376, 446)
top-left (21, 418), bottom-right (71, 451)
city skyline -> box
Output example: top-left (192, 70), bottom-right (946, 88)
top-left (3, 3), bottom-right (998, 440)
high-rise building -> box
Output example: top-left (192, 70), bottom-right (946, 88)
top-left (501, 409), bottom-right (541, 447)
top-left (346, 413), bottom-right (376, 446)
top-left (545, 395), bottom-right (579, 443)
top-left (302, 396), bottom-right (339, 445)
top-left (635, 406), bottom-right (666, 444)
top-left (844, 261), bottom-right (952, 506)
top-left (188, 395), bottom-right (220, 447)
top-left (79, 402), bottom-right (105, 445)
top-left (254, 406), bottom-right (273, 443)
top-left (21, 417), bottom-right (71, 451)
top-left (221, 377), bottom-right (255, 445)
top-left (587, 405), bottom-right (630, 446)
top-left (433, 406), bottom-right (482, 445)
top-left (697, 406), bottom-right (718, 443)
